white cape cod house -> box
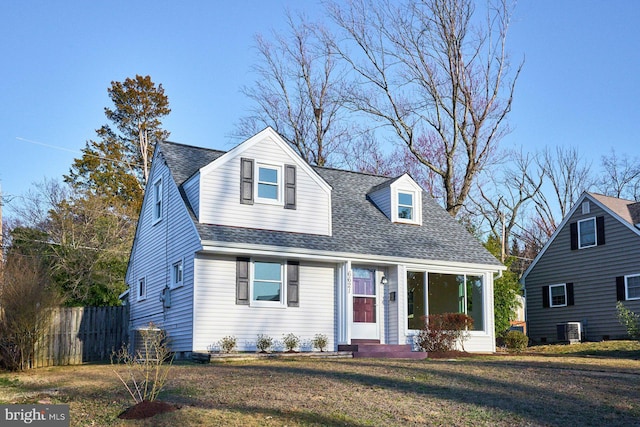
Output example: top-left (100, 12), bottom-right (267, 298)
top-left (125, 128), bottom-right (504, 355)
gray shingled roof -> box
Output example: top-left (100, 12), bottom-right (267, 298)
top-left (157, 140), bottom-right (502, 267)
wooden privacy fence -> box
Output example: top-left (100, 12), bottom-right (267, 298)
top-left (33, 306), bottom-right (129, 368)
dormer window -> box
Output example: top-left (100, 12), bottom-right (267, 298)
top-left (394, 188), bottom-right (421, 225)
top-left (398, 192), bottom-right (414, 220)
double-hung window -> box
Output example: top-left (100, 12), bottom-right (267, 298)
top-left (398, 192), bottom-right (414, 220)
top-left (256, 163), bottom-right (281, 204)
top-left (153, 178), bottom-right (163, 223)
top-left (578, 218), bottom-right (596, 248)
top-left (549, 284), bottom-right (567, 307)
top-left (626, 275), bottom-right (640, 300)
top-left (252, 261), bottom-right (284, 306)
top-left (172, 260), bottom-right (183, 289)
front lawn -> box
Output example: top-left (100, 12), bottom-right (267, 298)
top-left (1, 342), bottom-right (639, 426)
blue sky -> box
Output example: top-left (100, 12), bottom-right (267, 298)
top-left (1, 1), bottom-right (639, 217)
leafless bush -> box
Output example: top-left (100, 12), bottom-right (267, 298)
top-left (111, 323), bottom-right (174, 403)
top-left (0, 254), bottom-right (61, 370)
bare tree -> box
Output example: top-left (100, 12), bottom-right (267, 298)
top-left (469, 148), bottom-right (543, 260)
top-left (532, 146), bottom-right (594, 236)
top-left (237, 11), bottom-right (352, 167)
top-left (596, 149), bottom-right (640, 201)
top-left (325, 0), bottom-right (522, 216)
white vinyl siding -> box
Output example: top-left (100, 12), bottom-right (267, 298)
top-left (127, 156), bottom-right (200, 352)
top-left (193, 255), bottom-right (336, 352)
top-left (182, 173), bottom-right (200, 219)
top-left (368, 187), bottom-right (392, 219)
top-left (199, 137), bottom-right (331, 236)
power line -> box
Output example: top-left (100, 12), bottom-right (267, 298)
top-left (15, 137), bottom-right (145, 169)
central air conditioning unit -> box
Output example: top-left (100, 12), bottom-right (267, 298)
top-left (557, 322), bottom-right (582, 343)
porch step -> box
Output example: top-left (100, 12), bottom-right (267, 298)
top-left (338, 343), bottom-right (428, 359)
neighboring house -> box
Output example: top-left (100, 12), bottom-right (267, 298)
top-left (125, 127), bottom-right (504, 355)
top-left (522, 192), bottom-right (640, 343)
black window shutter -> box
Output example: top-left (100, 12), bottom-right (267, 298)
top-left (284, 164), bottom-right (296, 210)
top-left (616, 276), bottom-right (626, 301)
top-left (542, 285), bottom-right (550, 308)
top-left (287, 261), bottom-right (299, 307)
top-left (240, 158), bottom-right (254, 205)
top-left (570, 222), bottom-right (578, 250)
top-left (236, 257), bottom-right (250, 305)
top-left (596, 216), bottom-right (605, 246)
top-left (566, 283), bottom-right (574, 306)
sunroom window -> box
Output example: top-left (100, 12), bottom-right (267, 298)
top-left (406, 272), bottom-right (484, 331)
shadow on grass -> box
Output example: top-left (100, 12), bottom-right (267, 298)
top-left (173, 358), bottom-right (640, 427)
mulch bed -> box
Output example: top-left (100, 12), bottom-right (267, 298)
top-left (427, 350), bottom-right (481, 359)
top-left (118, 400), bottom-right (179, 419)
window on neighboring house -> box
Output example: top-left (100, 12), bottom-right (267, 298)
top-left (626, 275), bottom-right (640, 300)
top-left (256, 164), bottom-right (281, 203)
top-left (137, 277), bottom-right (146, 301)
top-left (406, 271), bottom-right (484, 331)
top-left (172, 260), bottom-right (183, 288)
top-left (549, 284), bottom-right (567, 307)
top-left (398, 192), bottom-right (414, 220)
top-left (578, 217), bottom-right (596, 248)
top-left (252, 261), bottom-right (284, 306)
top-left (153, 178), bottom-right (163, 222)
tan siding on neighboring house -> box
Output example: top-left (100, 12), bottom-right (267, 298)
top-left (128, 156), bottom-right (200, 352)
top-left (526, 202), bottom-right (640, 342)
top-left (193, 254), bottom-right (336, 351)
top-left (198, 137), bottom-right (331, 236)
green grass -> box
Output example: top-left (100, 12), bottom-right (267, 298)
top-left (526, 339), bottom-right (640, 358)
top-left (0, 341), bottom-right (639, 426)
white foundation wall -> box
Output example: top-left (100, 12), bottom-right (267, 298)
top-left (193, 254), bottom-right (337, 352)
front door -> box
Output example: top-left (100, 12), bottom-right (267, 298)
top-left (351, 268), bottom-right (379, 340)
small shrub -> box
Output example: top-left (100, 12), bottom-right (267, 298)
top-left (415, 313), bottom-right (474, 352)
top-left (255, 334), bottom-right (273, 353)
top-left (282, 333), bottom-right (300, 352)
top-left (111, 322), bottom-right (174, 404)
top-left (311, 334), bottom-right (329, 352)
top-left (218, 335), bottom-right (237, 353)
top-left (504, 330), bottom-right (529, 352)
top-left (616, 301), bottom-right (640, 340)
